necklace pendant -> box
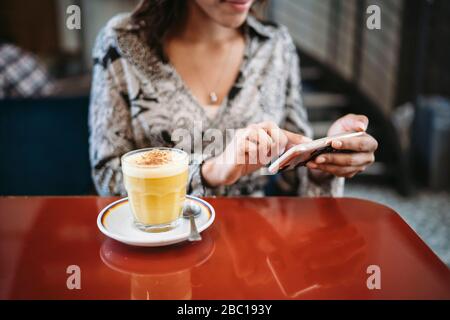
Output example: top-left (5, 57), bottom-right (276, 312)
top-left (209, 92), bottom-right (218, 104)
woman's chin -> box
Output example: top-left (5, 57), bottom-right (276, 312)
top-left (216, 14), bottom-right (248, 29)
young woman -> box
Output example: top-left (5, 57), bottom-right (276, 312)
top-left (89, 0), bottom-right (378, 197)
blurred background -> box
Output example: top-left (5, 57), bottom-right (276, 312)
top-left (0, 0), bottom-right (449, 264)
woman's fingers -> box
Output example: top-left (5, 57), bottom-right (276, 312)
top-left (306, 162), bottom-right (366, 178)
top-left (255, 121), bottom-right (289, 156)
top-left (237, 122), bottom-right (313, 167)
top-left (245, 127), bottom-right (274, 164)
top-left (267, 127), bottom-right (288, 157)
top-left (283, 129), bottom-right (312, 149)
top-left (314, 152), bottom-right (375, 167)
top-left (307, 134), bottom-right (377, 178)
top-left (255, 128), bottom-right (275, 164)
top-left (239, 129), bottom-right (273, 165)
top-left (331, 133), bottom-right (378, 152)
top-left (246, 127), bottom-right (274, 147)
top-left (246, 122), bottom-right (306, 164)
top-left (244, 140), bottom-right (259, 165)
top-left (218, 121), bottom-right (310, 185)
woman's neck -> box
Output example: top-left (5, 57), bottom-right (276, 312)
top-left (171, 2), bottom-right (242, 44)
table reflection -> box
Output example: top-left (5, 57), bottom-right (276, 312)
top-left (100, 233), bottom-right (215, 300)
top-left (217, 198), bottom-right (367, 298)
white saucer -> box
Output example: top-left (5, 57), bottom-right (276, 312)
top-left (97, 195), bottom-right (215, 247)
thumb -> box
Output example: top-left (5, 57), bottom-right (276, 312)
top-left (352, 115), bottom-right (369, 131)
top-left (343, 114), bottom-right (368, 132)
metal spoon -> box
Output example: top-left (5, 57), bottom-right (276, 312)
top-left (183, 203), bottom-right (202, 241)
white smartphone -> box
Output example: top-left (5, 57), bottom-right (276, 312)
top-left (268, 131), bottom-right (365, 174)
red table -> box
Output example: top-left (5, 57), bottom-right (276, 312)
top-left (0, 196), bottom-right (449, 299)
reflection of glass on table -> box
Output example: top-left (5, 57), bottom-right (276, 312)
top-left (100, 234), bottom-right (215, 300)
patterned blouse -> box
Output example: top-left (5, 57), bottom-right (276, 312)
top-left (89, 13), bottom-right (344, 197)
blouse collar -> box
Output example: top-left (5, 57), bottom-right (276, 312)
top-left (245, 15), bottom-right (275, 40)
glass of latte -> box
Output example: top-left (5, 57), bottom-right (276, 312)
top-left (121, 148), bottom-right (189, 232)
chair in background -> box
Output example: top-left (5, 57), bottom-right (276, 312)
top-left (0, 96), bottom-right (94, 195)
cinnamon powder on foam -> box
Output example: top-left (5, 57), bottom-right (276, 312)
top-left (135, 150), bottom-right (172, 166)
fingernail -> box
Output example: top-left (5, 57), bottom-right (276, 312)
top-left (357, 122), bottom-right (366, 131)
top-left (316, 157), bottom-right (325, 164)
top-left (334, 141), bottom-right (343, 149)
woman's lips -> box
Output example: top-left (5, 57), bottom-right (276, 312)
top-left (223, 0), bottom-right (253, 12)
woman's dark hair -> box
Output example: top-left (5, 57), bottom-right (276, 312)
top-left (131, 0), bottom-right (267, 60)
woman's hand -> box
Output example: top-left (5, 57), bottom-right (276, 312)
top-left (306, 114), bottom-right (378, 179)
top-left (202, 121), bottom-right (310, 187)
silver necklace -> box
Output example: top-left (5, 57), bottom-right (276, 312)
top-left (196, 42), bottom-right (235, 105)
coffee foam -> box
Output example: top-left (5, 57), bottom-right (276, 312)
top-left (122, 149), bottom-right (188, 178)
